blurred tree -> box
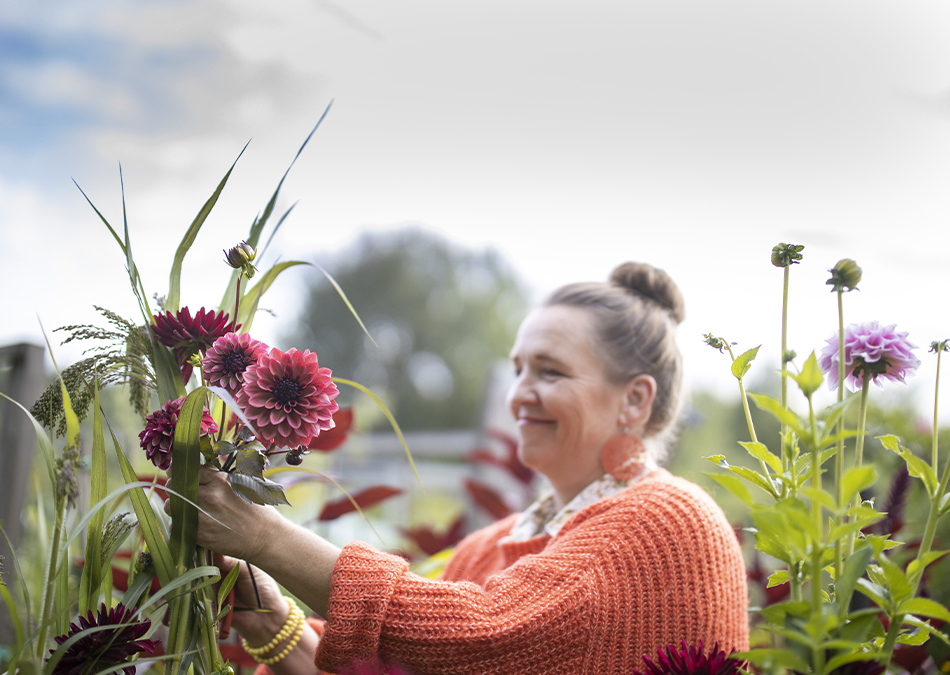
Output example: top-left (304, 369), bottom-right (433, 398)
top-left (285, 227), bottom-right (530, 431)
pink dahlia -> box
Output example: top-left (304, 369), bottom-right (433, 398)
top-left (48, 602), bottom-right (159, 675)
top-left (138, 396), bottom-right (218, 470)
top-left (203, 332), bottom-right (269, 396)
top-left (634, 640), bottom-right (741, 675)
top-left (236, 347), bottom-right (340, 449)
top-left (819, 321), bottom-right (920, 392)
top-left (151, 307), bottom-right (239, 384)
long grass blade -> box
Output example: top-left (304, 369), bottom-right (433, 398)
top-left (315, 264), bottom-right (377, 348)
top-left (0, 524), bottom-right (30, 648)
top-left (258, 201), bottom-right (297, 261)
top-left (166, 141), bottom-right (250, 313)
top-left (236, 260), bottom-right (309, 331)
top-left (169, 390), bottom-right (206, 568)
top-left (331, 378), bottom-right (421, 489)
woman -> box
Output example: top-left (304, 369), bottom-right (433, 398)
top-left (189, 262), bottom-right (749, 674)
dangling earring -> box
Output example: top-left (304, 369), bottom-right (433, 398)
top-left (601, 429), bottom-right (648, 482)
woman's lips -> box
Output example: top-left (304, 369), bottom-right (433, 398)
top-left (517, 417), bottom-right (555, 426)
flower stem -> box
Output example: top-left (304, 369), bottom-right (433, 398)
top-left (834, 289), bottom-right (846, 581)
top-left (934, 348), bottom-right (942, 470)
top-left (234, 276), bottom-right (242, 330)
top-left (845, 378), bottom-right (871, 559)
top-left (807, 393), bottom-right (825, 673)
top-left (724, 345), bottom-right (772, 483)
top-left (781, 266), bottom-right (790, 496)
top-left (35, 494), bottom-right (68, 658)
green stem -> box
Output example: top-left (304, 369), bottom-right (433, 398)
top-left (781, 266), bottom-right (790, 497)
top-left (234, 275), bottom-right (242, 329)
top-left (789, 561), bottom-right (802, 602)
top-left (845, 378), bottom-right (871, 559)
top-left (807, 393), bottom-right (825, 673)
top-left (725, 345), bottom-right (773, 483)
top-left (934, 349), bottom-right (942, 470)
top-left (35, 495), bottom-right (67, 658)
top-left (834, 290), bottom-right (845, 580)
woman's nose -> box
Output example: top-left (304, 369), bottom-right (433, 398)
top-left (506, 371), bottom-right (538, 412)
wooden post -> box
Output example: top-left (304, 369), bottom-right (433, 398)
top-left (0, 343), bottom-right (47, 649)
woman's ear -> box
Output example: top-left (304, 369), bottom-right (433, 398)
top-left (619, 374), bottom-right (656, 432)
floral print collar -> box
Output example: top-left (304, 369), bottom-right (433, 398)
top-left (502, 458), bottom-right (658, 543)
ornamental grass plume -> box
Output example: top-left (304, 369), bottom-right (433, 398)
top-left (236, 346), bottom-right (340, 449)
top-left (139, 396), bottom-right (218, 470)
top-left (203, 332), bottom-right (269, 396)
top-left (151, 306), bottom-right (239, 383)
top-left (818, 321), bottom-right (920, 392)
top-left (48, 602), bottom-right (159, 675)
top-left (633, 640), bottom-right (741, 675)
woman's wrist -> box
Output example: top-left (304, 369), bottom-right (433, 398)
top-left (233, 594), bottom-right (290, 646)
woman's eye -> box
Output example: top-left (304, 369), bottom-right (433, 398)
top-left (541, 368), bottom-right (562, 378)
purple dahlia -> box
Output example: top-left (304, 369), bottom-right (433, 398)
top-left (48, 602), bottom-right (159, 675)
top-left (819, 321), bottom-right (920, 392)
top-left (139, 396), bottom-right (218, 470)
top-left (203, 332), bottom-right (269, 396)
top-left (151, 307), bottom-right (239, 384)
top-left (634, 640), bottom-right (741, 675)
top-left (236, 347), bottom-right (339, 449)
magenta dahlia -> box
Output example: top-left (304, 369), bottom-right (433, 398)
top-left (236, 347), bottom-right (340, 449)
top-left (634, 640), bottom-right (741, 675)
top-left (48, 602), bottom-right (159, 675)
top-left (139, 396), bottom-right (218, 470)
top-left (151, 307), bottom-right (239, 384)
top-left (819, 321), bottom-right (920, 392)
top-left (203, 332), bottom-right (269, 396)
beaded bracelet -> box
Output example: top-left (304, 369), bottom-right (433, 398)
top-left (241, 597), bottom-right (305, 658)
top-left (257, 611), bottom-right (306, 666)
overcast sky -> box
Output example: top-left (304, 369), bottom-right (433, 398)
top-left (3, 0), bottom-right (950, 418)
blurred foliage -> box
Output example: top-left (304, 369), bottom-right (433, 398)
top-left (287, 227), bottom-right (529, 431)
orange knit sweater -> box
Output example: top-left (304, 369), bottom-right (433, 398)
top-left (309, 468), bottom-right (749, 674)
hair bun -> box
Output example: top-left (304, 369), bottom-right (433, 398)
top-left (609, 262), bottom-right (685, 325)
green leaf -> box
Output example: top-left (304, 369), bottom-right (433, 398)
top-left (0, 581), bottom-right (24, 653)
top-left (822, 652), bottom-right (882, 675)
top-left (767, 570), bottom-right (789, 588)
top-left (236, 261), bottom-right (310, 332)
top-left (706, 473), bottom-right (755, 506)
top-left (230, 442), bottom-right (268, 478)
top-left (738, 441), bottom-right (782, 473)
top-left (759, 600), bottom-right (810, 624)
top-left (903, 615), bottom-right (950, 645)
top-left (170, 389), bottom-right (206, 568)
top-left (801, 487), bottom-right (837, 514)
top-left (821, 397), bottom-right (855, 436)
top-left (733, 649), bottom-right (810, 673)
top-left (79, 382), bottom-right (107, 615)
top-left (228, 473), bottom-right (290, 506)
top-left (334, 377), bottom-right (422, 490)
top-left (907, 549), bottom-right (949, 579)
top-left (880, 557), bottom-right (914, 605)
top-left (882, 437), bottom-right (938, 496)
top-left (731, 345), bottom-right (760, 380)
top-left (0, 393), bottom-right (57, 497)
top-left (836, 546), bottom-right (873, 616)
top-left (749, 392), bottom-right (807, 437)
top-left (167, 141), bottom-right (248, 313)
top-left (841, 466), bottom-right (877, 509)
top-left (790, 351), bottom-right (824, 398)
top-left (217, 563), bottom-right (241, 612)
top-left (704, 454), bottom-right (726, 465)
top-left (150, 332), bottom-right (187, 402)
top-left (899, 597), bottom-right (950, 622)
top-left (876, 434), bottom-right (900, 452)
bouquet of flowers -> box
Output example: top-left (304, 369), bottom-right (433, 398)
top-left (703, 245), bottom-right (950, 674)
top-left (0, 104), bottom-right (413, 675)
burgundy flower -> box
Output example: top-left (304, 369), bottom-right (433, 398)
top-left (634, 640), bottom-right (741, 675)
top-left (151, 307), bottom-right (239, 384)
top-left (203, 332), bottom-right (269, 396)
top-left (139, 396), bottom-right (218, 470)
top-left (48, 602), bottom-right (159, 675)
top-left (819, 321), bottom-right (920, 392)
top-left (236, 347), bottom-right (339, 449)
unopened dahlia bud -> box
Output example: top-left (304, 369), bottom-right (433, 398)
top-left (826, 258), bottom-right (862, 292)
top-left (771, 243), bottom-right (804, 268)
top-left (224, 241), bottom-right (256, 268)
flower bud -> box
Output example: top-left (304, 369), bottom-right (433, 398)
top-left (929, 340), bottom-right (950, 354)
top-left (826, 258), bottom-right (862, 292)
top-left (224, 241), bottom-right (256, 269)
top-left (771, 243), bottom-right (804, 268)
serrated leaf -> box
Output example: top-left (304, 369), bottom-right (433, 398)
top-left (907, 549), bottom-right (949, 579)
top-left (704, 454), bottom-right (727, 465)
top-left (731, 345), bottom-right (760, 380)
top-left (880, 558), bottom-right (914, 605)
top-left (876, 434), bottom-right (900, 452)
top-left (228, 473), bottom-right (290, 506)
top-left (749, 392), bottom-right (807, 437)
top-left (885, 442), bottom-right (938, 496)
top-left (738, 441), bottom-right (782, 473)
top-left (767, 570), bottom-right (790, 588)
top-left (903, 615), bottom-right (950, 645)
top-left (801, 487), bottom-right (837, 514)
top-left (231, 443), bottom-right (267, 479)
top-left (828, 512), bottom-right (884, 541)
top-left (841, 465), bottom-right (877, 509)
top-left (899, 597), bottom-right (950, 622)
top-left (706, 473), bottom-right (754, 506)
top-left (727, 465), bottom-right (777, 497)
top-left (790, 351), bottom-right (823, 398)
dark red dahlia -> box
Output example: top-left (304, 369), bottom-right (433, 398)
top-left (151, 307), bottom-right (239, 384)
top-left (237, 347), bottom-right (340, 449)
top-left (634, 640), bottom-right (741, 675)
top-left (139, 396), bottom-right (218, 470)
top-left (203, 332), bottom-right (269, 396)
top-left (48, 602), bottom-right (159, 675)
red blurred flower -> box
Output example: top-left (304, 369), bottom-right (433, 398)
top-left (307, 407), bottom-right (354, 451)
top-left (139, 397), bottom-right (218, 470)
top-left (151, 307), bottom-right (239, 384)
top-left (48, 603), bottom-right (159, 675)
top-left (203, 332), bottom-right (269, 396)
top-left (237, 347), bottom-right (339, 449)
top-left (633, 640), bottom-right (741, 675)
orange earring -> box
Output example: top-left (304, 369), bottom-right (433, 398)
top-left (601, 433), bottom-right (648, 482)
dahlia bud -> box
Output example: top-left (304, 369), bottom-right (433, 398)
top-left (224, 241), bottom-right (258, 279)
top-left (826, 258), bottom-right (862, 292)
top-left (929, 340), bottom-right (950, 354)
top-left (771, 243), bottom-right (804, 268)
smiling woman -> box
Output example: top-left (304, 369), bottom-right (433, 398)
top-left (188, 261), bottom-right (749, 675)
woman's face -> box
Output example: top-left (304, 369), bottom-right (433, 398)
top-left (507, 305), bottom-right (630, 497)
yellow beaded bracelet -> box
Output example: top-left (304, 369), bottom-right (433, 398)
top-left (241, 597), bottom-right (304, 657)
top-left (257, 612), bottom-right (306, 666)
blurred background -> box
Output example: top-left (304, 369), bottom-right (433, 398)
top-left (2, 0), bottom-right (950, 635)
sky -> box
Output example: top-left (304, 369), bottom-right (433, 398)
top-left (3, 0), bottom-right (950, 420)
